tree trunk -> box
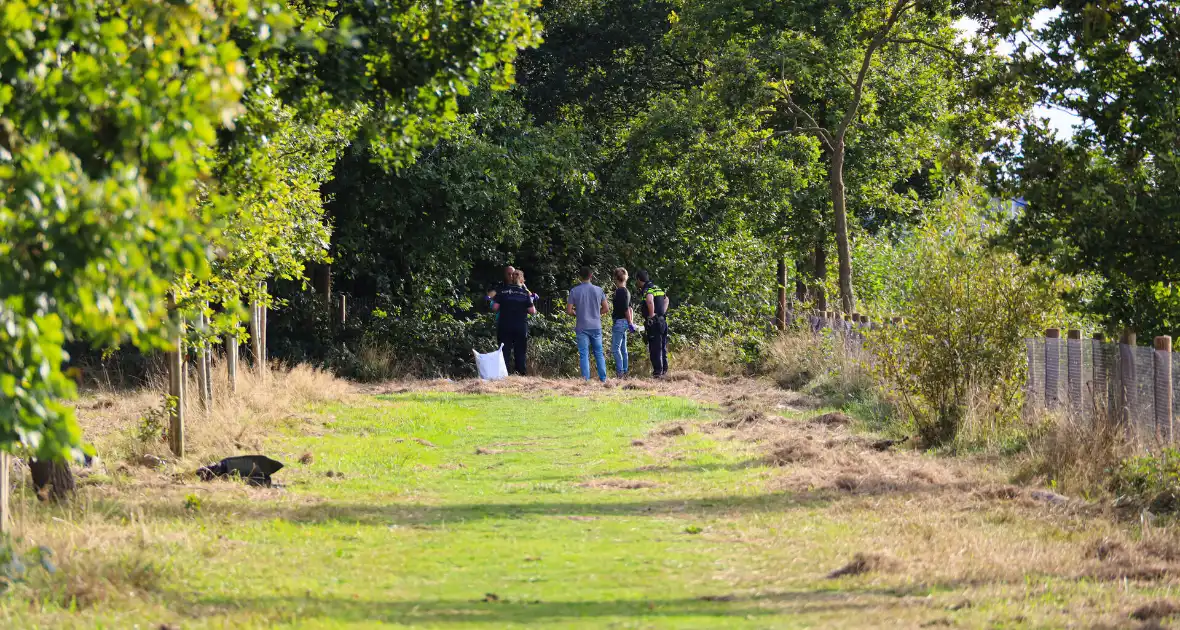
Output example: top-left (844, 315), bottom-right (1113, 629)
top-left (829, 142), bottom-right (855, 314)
top-left (312, 263), bottom-right (332, 306)
top-left (794, 260), bottom-right (809, 304)
top-left (28, 459), bottom-right (74, 501)
top-left (776, 258), bottom-right (788, 331)
top-left (813, 236), bottom-right (828, 312)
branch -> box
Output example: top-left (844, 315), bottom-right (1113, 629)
top-left (885, 36), bottom-right (960, 58)
top-left (773, 61), bottom-right (834, 151)
top-left (836, 0), bottom-right (913, 139)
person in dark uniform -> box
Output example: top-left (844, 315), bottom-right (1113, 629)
top-left (486, 265), bottom-right (516, 316)
top-left (492, 270), bottom-right (535, 375)
top-left (636, 270), bottom-right (669, 378)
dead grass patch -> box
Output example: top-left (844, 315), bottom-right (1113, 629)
top-left (827, 552), bottom-right (901, 578)
top-left (369, 375), bottom-right (812, 408)
top-left (579, 478), bottom-right (659, 490)
top-left (765, 439), bottom-right (819, 466)
top-left (1131, 601), bottom-right (1180, 621)
top-left (475, 447), bottom-right (506, 455)
top-left (75, 360), bottom-right (353, 468)
top-left (809, 411), bottom-right (852, 427)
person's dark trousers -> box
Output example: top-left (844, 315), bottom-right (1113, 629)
top-left (499, 327), bottom-right (528, 375)
top-left (646, 316), bottom-right (668, 376)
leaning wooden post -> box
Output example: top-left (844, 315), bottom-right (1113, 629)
top-left (167, 298), bottom-right (186, 457)
top-left (1117, 329), bottom-right (1137, 436)
top-left (1067, 329), bottom-right (1083, 410)
top-left (226, 332), bottom-right (239, 396)
top-left (1044, 328), bottom-right (1061, 409)
top-left (1154, 336), bottom-right (1173, 443)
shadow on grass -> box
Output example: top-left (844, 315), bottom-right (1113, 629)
top-left (521, 459), bottom-right (770, 483)
top-left (122, 492), bottom-right (834, 527)
top-left (182, 589), bottom-right (904, 624)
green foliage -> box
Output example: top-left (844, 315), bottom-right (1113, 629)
top-left (0, 0), bottom-right (247, 461)
top-left (184, 494), bottom-right (203, 513)
top-left (987, 1), bottom-right (1180, 337)
top-left (866, 194), bottom-right (1059, 445)
top-left (1111, 448), bottom-right (1180, 512)
top-left (134, 398), bottom-right (171, 445)
top-left (327, 314), bottom-right (581, 380)
top-left (2, 0), bottom-right (542, 460)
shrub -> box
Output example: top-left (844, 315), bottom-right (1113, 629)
top-left (866, 196), bottom-right (1059, 446)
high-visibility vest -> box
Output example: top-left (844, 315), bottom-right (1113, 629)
top-left (644, 284), bottom-right (668, 318)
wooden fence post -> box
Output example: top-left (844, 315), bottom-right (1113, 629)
top-left (1045, 328), bottom-right (1061, 408)
top-left (227, 333), bottom-right (239, 395)
top-left (0, 451), bottom-right (10, 534)
top-left (339, 295), bottom-right (347, 325)
top-left (261, 303), bottom-right (268, 369)
top-left (1092, 332), bottom-right (1107, 416)
top-left (196, 307), bottom-right (212, 411)
top-left (776, 258), bottom-right (788, 331)
top-left (1067, 329), bottom-right (1083, 410)
top-left (251, 292), bottom-right (263, 376)
top-left (167, 299), bottom-right (186, 457)
top-left (1155, 336), bottom-right (1173, 443)
top-left (1117, 328), bottom-right (1137, 434)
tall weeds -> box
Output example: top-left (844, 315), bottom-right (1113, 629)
top-left (77, 357), bottom-right (352, 465)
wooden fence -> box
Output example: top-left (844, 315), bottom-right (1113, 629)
top-left (1025, 329), bottom-right (1178, 448)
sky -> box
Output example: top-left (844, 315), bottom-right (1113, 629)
top-left (954, 11), bottom-right (1083, 139)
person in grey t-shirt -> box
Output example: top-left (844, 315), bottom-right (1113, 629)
top-left (565, 266), bottom-right (610, 382)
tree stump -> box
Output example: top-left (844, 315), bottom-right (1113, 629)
top-left (28, 459), bottom-right (75, 501)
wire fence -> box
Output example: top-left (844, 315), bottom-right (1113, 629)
top-left (1025, 335), bottom-right (1178, 448)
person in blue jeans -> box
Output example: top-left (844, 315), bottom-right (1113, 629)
top-left (566, 266), bottom-right (610, 382)
top-left (609, 267), bottom-right (635, 378)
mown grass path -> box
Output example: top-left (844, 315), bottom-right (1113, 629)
top-left (7, 388), bottom-right (1178, 628)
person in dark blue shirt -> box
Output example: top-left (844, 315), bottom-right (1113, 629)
top-left (492, 270), bottom-right (536, 375)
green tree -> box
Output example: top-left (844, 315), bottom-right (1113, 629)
top-left (987, 1), bottom-right (1180, 336)
top-left (671, 0), bottom-right (1001, 314)
top-left (0, 1), bottom-right (247, 460)
top-left (0, 0), bottom-right (542, 462)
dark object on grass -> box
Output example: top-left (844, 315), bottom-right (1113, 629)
top-left (197, 455), bottom-right (284, 487)
top-left (28, 459), bottom-right (75, 501)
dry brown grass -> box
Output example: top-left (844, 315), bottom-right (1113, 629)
top-left (760, 331), bottom-right (874, 401)
top-left (366, 372), bottom-right (813, 408)
top-left (1017, 406), bottom-right (1130, 497)
top-left (2, 360), bottom-right (357, 610)
top-left (74, 357), bottom-right (353, 467)
top-left (671, 342), bottom-right (749, 377)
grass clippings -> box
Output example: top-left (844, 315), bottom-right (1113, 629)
top-left (1131, 601), bottom-right (1180, 621)
top-left (827, 552), bottom-right (900, 578)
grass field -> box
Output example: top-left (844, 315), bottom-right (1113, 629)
top-left (3, 377), bottom-right (1180, 628)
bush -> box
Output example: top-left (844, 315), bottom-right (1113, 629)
top-left (666, 304), bottom-right (768, 368)
top-left (866, 196), bottom-right (1059, 446)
